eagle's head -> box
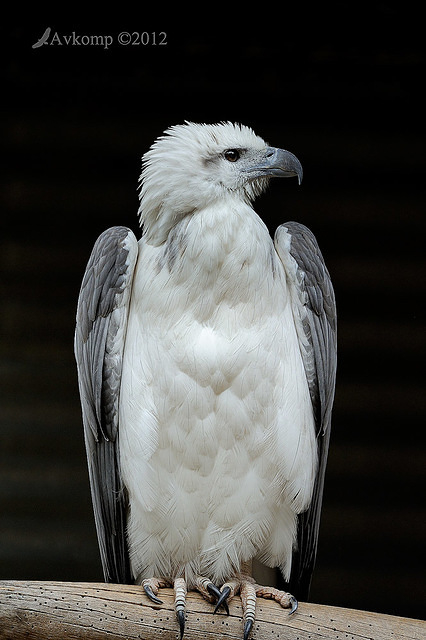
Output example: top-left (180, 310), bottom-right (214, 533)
top-left (138, 121), bottom-right (302, 244)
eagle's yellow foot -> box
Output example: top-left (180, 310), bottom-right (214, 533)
top-left (214, 569), bottom-right (298, 640)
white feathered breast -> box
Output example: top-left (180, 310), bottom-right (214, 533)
top-left (118, 199), bottom-right (317, 586)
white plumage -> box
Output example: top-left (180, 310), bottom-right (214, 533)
top-left (120, 197), bottom-right (317, 586)
top-left (75, 122), bottom-right (336, 639)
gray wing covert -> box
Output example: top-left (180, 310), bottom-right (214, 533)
top-left (274, 221), bottom-right (337, 600)
top-left (74, 226), bottom-right (138, 584)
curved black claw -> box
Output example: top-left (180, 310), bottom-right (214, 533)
top-left (177, 609), bottom-right (185, 640)
top-left (206, 582), bottom-right (222, 600)
top-left (143, 584), bottom-right (163, 605)
top-left (213, 585), bottom-right (231, 615)
top-left (243, 618), bottom-right (253, 640)
top-left (288, 595), bottom-right (298, 615)
top-left (208, 583), bottom-right (229, 613)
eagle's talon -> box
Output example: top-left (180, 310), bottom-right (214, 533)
top-left (143, 584), bottom-right (163, 604)
top-left (208, 583), bottom-right (230, 614)
top-left (288, 595), bottom-right (298, 615)
top-left (214, 585), bottom-right (231, 615)
top-left (142, 579), bottom-right (164, 605)
top-left (243, 618), bottom-right (253, 640)
top-left (206, 582), bottom-right (221, 600)
top-left (177, 609), bottom-right (185, 640)
top-left (173, 577), bottom-right (187, 639)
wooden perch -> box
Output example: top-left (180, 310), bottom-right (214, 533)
top-left (0, 580), bottom-right (424, 640)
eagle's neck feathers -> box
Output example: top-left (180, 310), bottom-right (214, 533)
top-left (148, 199), bottom-right (282, 317)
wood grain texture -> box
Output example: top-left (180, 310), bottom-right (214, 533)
top-left (0, 581), bottom-right (424, 640)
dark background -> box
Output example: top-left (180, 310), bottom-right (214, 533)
top-left (2, 6), bottom-right (425, 621)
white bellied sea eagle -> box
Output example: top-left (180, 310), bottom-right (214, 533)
top-left (75, 122), bottom-right (337, 640)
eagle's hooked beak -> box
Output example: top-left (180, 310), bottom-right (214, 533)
top-left (249, 147), bottom-right (303, 184)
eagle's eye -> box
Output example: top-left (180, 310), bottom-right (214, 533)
top-left (224, 149), bottom-right (240, 162)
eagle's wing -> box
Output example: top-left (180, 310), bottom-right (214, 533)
top-left (274, 221), bottom-right (337, 600)
top-left (74, 226), bottom-right (138, 584)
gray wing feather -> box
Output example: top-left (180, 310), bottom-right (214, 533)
top-left (274, 221), bottom-right (337, 600)
top-left (74, 226), bottom-right (138, 584)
